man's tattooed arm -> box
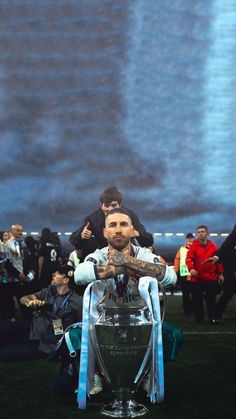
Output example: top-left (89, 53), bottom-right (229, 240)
top-left (112, 252), bottom-right (166, 281)
top-left (96, 265), bottom-right (117, 280)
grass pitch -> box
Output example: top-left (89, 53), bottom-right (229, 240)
top-left (1, 294), bottom-right (236, 419)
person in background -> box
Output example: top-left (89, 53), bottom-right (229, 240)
top-left (186, 226), bottom-right (224, 324)
top-left (70, 186), bottom-right (153, 260)
top-left (67, 249), bottom-right (82, 270)
top-left (38, 228), bottom-right (62, 289)
top-left (204, 224), bottom-right (236, 319)
top-left (52, 232), bottom-right (63, 261)
top-left (3, 224), bottom-right (28, 320)
top-left (24, 235), bottom-right (38, 283)
top-left (174, 233), bottom-right (194, 315)
top-left (0, 266), bottom-right (82, 396)
top-left (67, 249), bottom-right (87, 296)
top-left (0, 231), bottom-right (11, 244)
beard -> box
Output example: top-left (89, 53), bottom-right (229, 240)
top-left (109, 236), bottom-right (130, 250)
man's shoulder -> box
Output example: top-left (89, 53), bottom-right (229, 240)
top-left (5, 238), bottom-right (14, 248)
top-left (132, 245), bottom-right (156, 261)
top-left (85, 246), bottom-right (108, 263)
top-left (35, 286), bottom-right (51, 300)
top-left (207, 240), bottom-right (218, 250)
top-left (87, 208), bottom-right (103, 220)
top-left (4, 239), bottom-right (18, 255)
top-left (189, 240), bottom-right (199, 249)
top-left (70, 290), bottom-right (83, 302)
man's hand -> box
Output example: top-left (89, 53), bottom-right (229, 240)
top-left (218, 274), bottom-right (224, 285)
top-left (18, 272), bottom-right (27, 282)
top-left (190, 269), bottom-right (198, 277)
top-left (108, 249), bottom-right (130, 265)
top-left (97, 265), bottom-right (117, 279)
top-left (107, 249), bottom-right (118, 263)
top-left (202, 256), bottom-right (219, 264)
top-left (81, 222), bottom-right (92, 240)
top-left (26, 299), bottom-right (45, 308)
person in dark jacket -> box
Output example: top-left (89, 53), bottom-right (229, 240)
top-left (38, 228), bottom-right (62, 288)
top-left (204, 224), bottom-right (236, 318)
top-left (70, 186), bottom-right (153, 260)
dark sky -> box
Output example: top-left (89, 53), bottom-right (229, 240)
top-left (0, 0), bottom-right (235, 249)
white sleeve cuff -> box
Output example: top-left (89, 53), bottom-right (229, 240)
top-left (74, 262), bottom-right (98, 284)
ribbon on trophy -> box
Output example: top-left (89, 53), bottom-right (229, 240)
top-left (135, 276), bottom-right (164, 403)
top-left (77, 280), bottom-right (106, 409)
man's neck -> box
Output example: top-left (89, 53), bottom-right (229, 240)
top-left (199, 239), bottom-right (208, 245)
top-left (56, 285), bottom-right (70, 295)
top-left (109, 243), bottom-right (132, 254)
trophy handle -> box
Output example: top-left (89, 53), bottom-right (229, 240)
top-left (89, 324), bottom-right (111, 384)
top-left (134, 333), bottom-right (152, 387)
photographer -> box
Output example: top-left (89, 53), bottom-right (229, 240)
top-left (0, 266), bottom-right (82, 394)
top-left (20, 265), bottom-right (82, 353)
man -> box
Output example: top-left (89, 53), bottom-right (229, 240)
top-left (74, 207), bottom-right (177, 397)
top-left (4, 224), bottom-right (27, 281)
top-left (204, 224), bottom-right (236, 318)
top-left (186, 225), bottom-right (224, 324)
top-left (0, 266), bottom-right (82, 395)
top-left (174, 233), bottom-right (194, 315)
top-left (74, 207), bottom-right (176, 306)
top-left (20, 265), bottom-right (82, 355)
top-left (37, 227), bottom-right (62, 288)
top-left (70, 186), bottom-right (153, 260)
top-left (3, 224), bottom-right (28, 320)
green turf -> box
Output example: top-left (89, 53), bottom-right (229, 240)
top-left (1, 295), bottom-right (236, 419)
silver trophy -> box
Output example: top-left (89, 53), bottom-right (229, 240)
top-left (90, 253), bottom-right (153, 418)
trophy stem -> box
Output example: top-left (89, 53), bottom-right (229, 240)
top-left (101, 398), bottom-right (148, 418)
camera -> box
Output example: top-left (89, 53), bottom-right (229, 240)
top-left (33, 303), bottom-right (53, 312)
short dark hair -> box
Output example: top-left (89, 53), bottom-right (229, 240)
top-left (99, 186), bottom-right (122, 205)
top-left (186, 232), bottom-right (194, 239)
top-left (197, 225), bottom-right (208, 232)
top-left (105, 207), bottom-right (131, 221)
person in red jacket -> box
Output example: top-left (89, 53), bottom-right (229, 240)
top-left (186, 225), bottom-right (224, 324)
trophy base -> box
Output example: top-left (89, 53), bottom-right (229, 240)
top-left (101, 399), bottom-right (148, 418)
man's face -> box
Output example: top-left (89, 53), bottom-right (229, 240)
top-left (51, 272), bottom-right (67, 287)
top-left (12, 225), bottom-right (23, 239)
top-left (197, 228), bottom-right (208, 242)
top-left (100, 201), bottom-right (120, 215)
top-left (103, 213), bottom-right (134, 250)
top-left (186, 237), bottom-right (194, 246)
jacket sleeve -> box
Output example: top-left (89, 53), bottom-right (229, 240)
top-left (69, 216), bottom-right (90, 247)
top-left (74, 251), bottom-right (101, 284)
top-left (216, 224), bottom-right (236, 262)
top-left (4, 259), bottom-right (21, 278)
top-left (186, 244), bottom-right (195, 271)
top-left (174, 249), bottom-right (180, 273)
top-left (128, 209), bottom-right (153, 247)
top-left (215, 262), bottom-right (224, 275)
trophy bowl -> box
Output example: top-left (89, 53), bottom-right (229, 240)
top-left (90, 305), bottom-right (152, 418)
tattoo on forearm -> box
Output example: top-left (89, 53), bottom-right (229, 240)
top-left (97, 265), bottom-right (116, 280)
top-left (112, 253), bottom-right (166, 281)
